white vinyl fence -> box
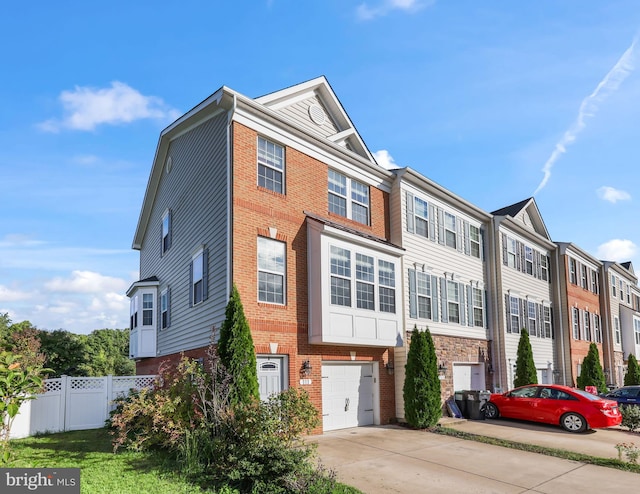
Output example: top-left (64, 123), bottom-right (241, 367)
top-left (10, 375), bottom-right (156, 439)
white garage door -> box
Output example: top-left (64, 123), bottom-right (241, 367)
top-left (322, 363), bottom-right (374, 431)
top-left (453, 363), bottom-right (485, 391)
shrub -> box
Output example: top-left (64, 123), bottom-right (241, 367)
top-left (576, 343), bottom-right (607, 394)
top-left (403, 327), bottom-right (441, 428)
top-left (625, 354), bottom-right (640, 386)
top-left (621, 404), bottom-right (640, 433)
top-left (513, 330), bottom-right (537, 388)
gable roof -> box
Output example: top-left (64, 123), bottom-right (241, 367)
top-left (491, 197), bottom-right (551, 240)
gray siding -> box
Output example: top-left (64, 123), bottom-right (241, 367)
top-left (276, 95), bottom-right (340, 137)
top-left (139, 113), bottom-right (229, 355)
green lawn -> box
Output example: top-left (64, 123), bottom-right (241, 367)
top-left (7, 428), bottom-right (204, 493)
top-left (7, 429), bottom-right (362, 494)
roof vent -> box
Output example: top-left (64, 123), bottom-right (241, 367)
top-left (308, 104), bottom-right (326, 125)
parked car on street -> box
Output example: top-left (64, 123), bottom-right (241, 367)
top-left (604, 386), bottom-right (640, 406)
top-left (483, 384), bottom-right (622, 433)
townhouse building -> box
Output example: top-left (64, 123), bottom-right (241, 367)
top-left (601, 261), bottom-right (640, 386)
top-left (555, 243), bottom-right (604, 387)
top-left (127, 77), bottom-right (403, 433)
top-left (489, 198), bottom-right (556, 391)
top-left (389, 168), bottom-right (492, 419)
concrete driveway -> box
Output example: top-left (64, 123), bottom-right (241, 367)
top-left (311, 423), bottom-right (639, 493)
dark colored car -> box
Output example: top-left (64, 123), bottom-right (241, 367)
top-left (484, 384), bottom-right (622, 433)
top-left (604, 386), bottom-right (640, 406)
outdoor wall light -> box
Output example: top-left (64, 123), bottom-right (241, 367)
top-left (300, 360), bottom-right (312, 377)
top-left (386, 361), bottom-right (395, 375)
top-left (438, 362), bottom-right (447, 375)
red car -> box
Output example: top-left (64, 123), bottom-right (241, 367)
top-left (483, 384), bottom-right (622, 433)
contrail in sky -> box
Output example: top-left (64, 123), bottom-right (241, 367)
top-left (533, 37), bottom-right (638, 195)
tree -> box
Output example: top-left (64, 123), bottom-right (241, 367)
top-left (217, 285), bottom-right (259, 405)
top-left (38, 330), bottom-right (88, 377)
top-left (78, 329), bottom-right (134, 376)
top-left (576, 343), bottom-right (607, 393)
top-left (403, 327), bottom-right (441, 428)
top-left (624, 354), bottom-right (640, 386)
top-left (513, 330), bottom-right (537, 388)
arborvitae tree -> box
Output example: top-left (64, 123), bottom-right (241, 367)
top-left (217, 284), bottom-right (259, 405)
top-left (624, 354), bottom-right (640, 386)
top-left (576, 343), bottom-right (607, 393)
top-left (403, 326), bottom-right (441, 428)
top-left (513, 330), bottom-right (537, 388)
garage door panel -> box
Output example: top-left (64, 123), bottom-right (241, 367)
top-left (322, 363), bottom-right (375, 431)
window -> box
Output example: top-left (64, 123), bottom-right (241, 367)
top-left (142, 293), bottom-right (153, 326)
top-left (634, 318), bottom-right (640, 345)
top-left (356, 254), bottom-right (375, 310)
top-left (447, 281), bottom-right (460, 323)
top-left (527, 301), bottom-right (537, 336)
top-left (525, 247), bottom-right (533, 275)
top-left (257, 136), bottom-right (284, 193)
top-left (444, 213), bottom-right (457, 249)
top-left (472, 287), bottom-right (483, 327)
top-left (594, 314), bottom-right (601, 343)
top-left (543, 306), bottom-right (552, 338)
top-left (619, 280), bottom-right (624, 300)
top-left (328, 170), bottom-right (369, 225)
top-left (416, 272), bottom-right (432, 319)
top-left (378, 260), bottom-right (396, 313)
top-left (160, 289), bottom-right (170, 329)
top-left (583, 311), bottom-right (591, 341)
top-left (510, 296), bottom-right (520, 333)
top-left (469, 225), bottom-right (480, 258)
top-left (330, 246), bottom-right (351, 306)
top-left (572, 307), bottom-right (580, 340)
top-left (612, 274), bottom-right (617, 297)
top-left (413, 197), bottom-right (429, 238)
top-left (191, 249), bottom-right (207, 306)
top-left (258, 237), bottom-right (285, 304)
top-left (581, 265), bottom-right (588, 289)
top-left (507, 238), bottom-right (517, 268)
top-left (569, 259), bottom-right (577, 284)
top-left (130, 295), bottom-right (138, 329)
top-left (541, 255), bottom-right (549, 281)
top-left (614, 316), bottom-right (621, 345)
top-left (162, 210), bottom-right (171, 254)
top-left (591, 270), bottom-right (599, 294)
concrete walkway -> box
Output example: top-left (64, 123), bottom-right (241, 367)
top-left (311, 422), bottom-right (639, 493)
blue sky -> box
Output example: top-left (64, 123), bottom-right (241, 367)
top-left (2, 0), bottom-right (639, 334)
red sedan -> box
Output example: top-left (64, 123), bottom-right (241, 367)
top-left (483, 384), bottom-right (622, 433)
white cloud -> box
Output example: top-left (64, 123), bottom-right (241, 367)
top-left (38, 81), bottom-right (181, 132)
top-left (533, 37), bottom-right (638, 195)
top-left (596, 239), bottom-right (638, 262)
top-left (0, 285), bottom-right (31, 302)
top-left (597, 186), bottom-right (631, 203)
top-left (0, 234), bottom-right (46, 248)
top-left (374, 149), bottom-right (400, 170)
top-left (45, 270), bottom-right (129, 294)
top-left (356, 0), bottom-right (432, 21)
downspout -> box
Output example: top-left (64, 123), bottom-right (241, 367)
top-left (225, 94), bottom-right (237, 299)
top-left (601, 267), bottom-right (614, 386)
top-left (554, 248), bottom-right (567, 385)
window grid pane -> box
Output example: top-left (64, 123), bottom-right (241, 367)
top-left (259, 272), bottom-right (284, 304)
top-left (331, 277), bottom-right (351, 306)
top-left (356, 281), bottom-right (375, 310)
top-left (379, 286), bottom-right (395, 313)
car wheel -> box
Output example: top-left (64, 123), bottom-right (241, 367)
top-left (483, 402), bottom-right (499, 419)
top-left (561, 412), bottom-right (587, 433)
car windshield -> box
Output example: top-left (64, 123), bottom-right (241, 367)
top-left (571, 388), bottom-right (601, 401)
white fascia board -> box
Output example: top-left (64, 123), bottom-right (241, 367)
top-left (233, 106), bottom-right (393, 192)
top-left (313, 223), bottom-right (404, 257)
top-left (263, 89), bottom-right (318, 111)
top-left (126, 280), bottom-right (160, 297)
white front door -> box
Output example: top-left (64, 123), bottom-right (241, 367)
top-left (257, 356), bottom-right (286, 401)
top-left (322, 363), bottom-right (375, 431)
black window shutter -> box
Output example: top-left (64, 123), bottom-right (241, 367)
top-left (502, 233), bottom-right (508, 266)
top-left (505, 293), bottom-right (511, 333)
top-left (431, 275), bottom-right (439, 322)
top-left (440, 277), bottom-right (448, 322)
top-left (428, 204), bottom-right (436, 241)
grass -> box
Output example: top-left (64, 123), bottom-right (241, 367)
top-left (6, 428), bottom-right (204, 493)
top-left (432, 425), bottom-right (640, 473)
top-left (6, 428), bottom-right (363, 494)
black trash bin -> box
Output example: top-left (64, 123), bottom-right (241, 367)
top-left (454, 390), bottom-right (467, 418)
top-left (464, 390), bottom-right (485, 420)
